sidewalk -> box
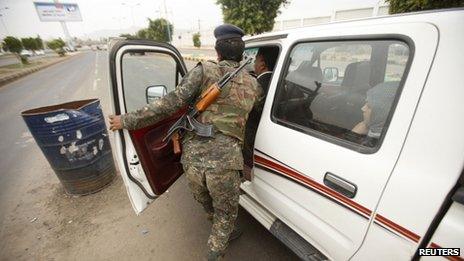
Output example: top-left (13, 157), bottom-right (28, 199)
top-left (0, 53), bottom-right (81, 87)
top-left (182, 54), bottom-right (216, 62)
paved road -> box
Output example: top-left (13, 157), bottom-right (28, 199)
top-left (0, 50), bottom-right (297, 261)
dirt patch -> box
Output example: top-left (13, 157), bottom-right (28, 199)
top-left (0, 173), bottom-right (127, 261)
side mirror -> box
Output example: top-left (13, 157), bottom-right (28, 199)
top-left (146, 85), bottom-right (167, 103)
top-left (323, 67), bottom-right (339, 82)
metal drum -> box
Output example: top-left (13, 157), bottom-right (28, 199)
top-left (21, 99), bottom-right (116, 195)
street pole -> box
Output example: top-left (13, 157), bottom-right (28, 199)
top-left (122, 3), bottom-right (140, 28)
top-left (0, 7), bottom-right (9, 36)
top-left (163, 0), bottom-right (171, 43)
top-left (53, 0), bottom-right (74, 50)
top-left (0, 14), bottom-right (8, 35)
top-left (131, 7), bottom-right (134, 27)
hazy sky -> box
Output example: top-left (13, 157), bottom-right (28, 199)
top-left (0, 0), bottom-right (385, 39)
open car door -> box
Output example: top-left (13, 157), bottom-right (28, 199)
top-left (109, 40), bottom-right (187, 214)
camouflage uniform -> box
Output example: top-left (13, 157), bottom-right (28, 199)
top-left (121, 60), bottom-right (262, 254)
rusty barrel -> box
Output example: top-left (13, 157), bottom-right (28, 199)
top-left (21, 99), bottom-right (116, 195)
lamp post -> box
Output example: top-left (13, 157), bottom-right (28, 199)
top-left (0, 6), bottom-right (9, 36)
top-left (112, 17), bottom-right (126, 33)
top-left (121, 2), bottom-right (140, 28)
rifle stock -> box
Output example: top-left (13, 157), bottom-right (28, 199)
top-left (195, 83), bottom-right (221, 112)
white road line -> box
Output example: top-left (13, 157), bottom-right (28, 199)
top-left (93, 52), bottom-right (99, 90)
top-left (94, 52), bottom-right (99, 75)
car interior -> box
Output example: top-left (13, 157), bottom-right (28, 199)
top-left (274, 40), bottom-right (407, 148)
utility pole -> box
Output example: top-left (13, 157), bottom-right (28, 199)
top-left (162, 0), bottom-right (171, 43)
top-left (197, 19), bottom-right (201, 33)
top-left (121, 2), bottom-right (140, 28)
top-left (0, 6), bottom-right (10, 36)
top-left (53, 0), bottom-right (74, 50)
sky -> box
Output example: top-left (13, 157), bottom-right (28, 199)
top-left (0, 0), bottom-right (386, 40)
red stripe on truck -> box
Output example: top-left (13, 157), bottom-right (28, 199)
top-left (253, 152), bottom-right (422, 243)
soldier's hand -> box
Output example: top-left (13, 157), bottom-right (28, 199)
top-left (108, 115), bottom-right (123, 131)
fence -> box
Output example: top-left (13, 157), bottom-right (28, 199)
top-left (273, 5), bottom-right (389, 31)
top-left (172, 4), bottom-right (390, 48)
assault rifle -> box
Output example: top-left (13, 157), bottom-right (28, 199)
top-left (163, 58), bottom-right (252, 154)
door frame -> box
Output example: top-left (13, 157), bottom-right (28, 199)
top-left (108, 40), bottom-right (187, 213)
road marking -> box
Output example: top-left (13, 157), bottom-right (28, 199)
top-left (93, 52), bottom-right (99, 90)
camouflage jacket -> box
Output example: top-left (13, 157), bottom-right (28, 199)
top-left (121, 60), bottom-right (262, 170)
top-left (121, 60), bottom-right (262, 141)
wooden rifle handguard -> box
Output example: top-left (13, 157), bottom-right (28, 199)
top-left (172, 132), bottom-right (181, 154)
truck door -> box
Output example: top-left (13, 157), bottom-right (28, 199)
top-left (108, 40), bottom-right (187, 214)
top-left (243, 23), bottom-right (438, 260)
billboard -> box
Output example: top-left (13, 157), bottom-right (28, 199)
top-left (34, 2), bottom-right (82, 22)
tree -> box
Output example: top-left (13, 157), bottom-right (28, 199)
top-left (2, 36), bottom-right (28, 64)
top-left (216, 0), bottom-right (289, 35)
top-left (136, 28), bottom-right (150, 39)
top-left (3, 36), bottom-right (23, 54)
top-left (147, 18), bottom-right (173, 42)
top-left (192, 33), bottom-right (201, 48)
top-left (21, 37), bottom-right (39, 51)
top-left (386, 0), bottom-right (464, 14)
top-left (35, 35), bottom-right (44, 50)
top-left (47, 38), bottom-right (66, 56)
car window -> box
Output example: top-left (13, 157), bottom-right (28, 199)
top-left (320, 44), bottom-right (372, 86)
top-left (385, 43), bottom-right (409, 82)
top-left (272, 40), bottom-right (410, 151)
top-left (122, 51), bottom-right (177, 112)
top-left (244, 47), bottom-right (259, 73)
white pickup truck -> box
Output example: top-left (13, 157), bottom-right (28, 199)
top-left (108, 8), bottom-right (464, 260)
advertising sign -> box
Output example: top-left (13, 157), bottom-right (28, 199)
top-left (34, 2), bottom-right (82, 22)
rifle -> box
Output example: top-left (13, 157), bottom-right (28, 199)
top-left (163, 57), bottom-right (252, 154)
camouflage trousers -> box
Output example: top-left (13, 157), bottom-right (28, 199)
top-left (184, 164), bottom-right (241, 254)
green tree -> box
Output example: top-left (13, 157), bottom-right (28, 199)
top-left (216, 0), bottom-right (289, 35)
top-left (3, 36), bottom-right (23, 54)
top-left (35, 35), bottom-right (44, 49)
top-left (386, 0), bottom-right (464, 14)
top-left (21, 37), bottom-right (39, 51)
top-left (136, 28), bottom-right (150, 39)
top-left (147, 18), bottom-right (173, 42)
top-left (192, 33), bottom-right (201, 48)
top-left (47, 38), bottom-right (66, 56)
top-left (2, 36), bottom-right (28, 64)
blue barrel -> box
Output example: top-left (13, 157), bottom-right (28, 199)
top-left (21, 99), bottom-right (116, 195)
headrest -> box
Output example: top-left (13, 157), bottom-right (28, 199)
top-left (342, 61), bottom-right (371, 91)
top-left (285, 61), bottom-right (322, 91)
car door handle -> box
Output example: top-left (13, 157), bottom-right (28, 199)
top-left (323, 172), bottom-right (357, 198)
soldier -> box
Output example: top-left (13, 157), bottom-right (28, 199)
top-left (108, 24), bottom-right (262, 260)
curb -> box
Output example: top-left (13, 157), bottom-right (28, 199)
top-left (182, 55), bottom-right (216, 63)
top-left (0, 54), bottom-right (79, 87)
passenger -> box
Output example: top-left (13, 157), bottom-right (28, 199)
top-left (253, 47), bottom-right (279, 94)
top-left (352, 82), bottom-right (399, 145)
top-left (243, 47), bottom-right (279, 168)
